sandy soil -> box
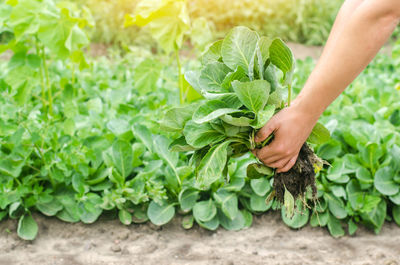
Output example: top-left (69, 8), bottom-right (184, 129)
top-left (0, 212), bottom-right (399, 265)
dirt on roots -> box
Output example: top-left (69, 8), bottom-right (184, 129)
top-left (273, 143), bottom-right (318, 205)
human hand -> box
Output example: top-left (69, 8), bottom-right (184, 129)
top-left (253, 102), bottom-right (319, 173)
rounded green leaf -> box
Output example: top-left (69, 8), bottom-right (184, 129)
top-left (119, 209), bottom-right (132, 225)
top-left (178, 188), bottom-right (200, 211)
top-left (231, 80), bottom-right (270, 113)
top-left (221, 26), bottom-right (258, 75)
top-left (250, 193), bottom-right (271, 212)
top-left (327, 213), bottom-right (345, 238)
top-left (213, 189), bottom-right (238, 220)
top-left (17, 214), bottom-right (38, 241)
top-left (374, 167), bottom-right (399, 196)
top-left (250, 177), bottom-right (271, 197)
top-left (147, 201), bottom-right (175, 226)
top-left (196, 215), bottom-right (219, 230)
top-left (182, 215), bottom-right (194, 229)
top-left (218, 209), bottom-right (245, 231)
top-left (281, 200), bottom-right (309, 229)
top-left (325, 193), bottom-right (347, 219)
top-left (356, 167), bottom-right (373, 184)
top-left (193, 199), bottom-right (217, 222)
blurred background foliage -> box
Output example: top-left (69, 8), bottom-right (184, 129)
top-left (69, 0), bottom-right (343, 47)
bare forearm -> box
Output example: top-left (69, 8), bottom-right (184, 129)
top-left (294, 0), bottom-right (400, 120)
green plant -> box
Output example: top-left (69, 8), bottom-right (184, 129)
top-left (0, 0), bottom-right (93, 116)
top-left (161, 26), bottom-right (329, 217)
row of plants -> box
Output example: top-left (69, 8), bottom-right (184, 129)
top-left (0, 0), bottom-right (400, 241)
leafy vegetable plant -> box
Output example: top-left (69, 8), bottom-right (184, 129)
top-left (162, 26), bottom-right (329, 215)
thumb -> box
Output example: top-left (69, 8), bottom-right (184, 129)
top-left (255, 120), bottom-right (276, 143)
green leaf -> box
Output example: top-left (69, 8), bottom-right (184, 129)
top-left (281, 200), bottom-right (309, 229)
top-left (242, 209), bottom-right (253, 228)
top-left (196, 214), bottom-right (219, 230)
top-left (346, 180), bottom-right (363, 211)
top-left (355, 167), bottom-right (373, 184)
top-left (327, 213), bottom-right (344, 238)
top-left (160, 104), bottom-right (198, 132)
top-left (269, 38), bottom-right (294, 82)
top-left (325, 193), bottom-right (347, 219)
top-left (250, 177), bottom-right (271, 197)
top-left (213, 189), bottom-right (238, 220)
top-left (199, 62), bottom-right (231, 92)
top-left (65, 24), bottom-right (89, 52)
top-left (221, 26), bottom-right (258, 75)
top-left (317, 140), bottom-right (342, 160)
top-left (183, 120), bottom-right (225, 149)
top-left (258, 36), bottom-right (271, 64)
top-left (250, 193), bottom-right (271, 212)
top-left (359, 142), bottom-right (383, 169)
top-left (307, 122), bottom-right (330, 145)
top-left (169, 136), bottom-right (196, 152)
top-left (119, 209), bottom-right (132, 225)
top-left (36, 200), bottom-right (63, 216)
top-left (125, 0), bottom-right (190, 53)
top-left (8, 0), bottom-right (42, 39)
top-left (221, 66), bottom-right (248, 90)
top-left (246, 163), bottom-right (274, 179)
top-left (221, 113), bottom-right (254, 127)
top-left (232, 80), bottom-right (270, 113)
top-left (348, 219), bottom-right (358, 235)
top-left (193, 199), bottom-right (217, 222)
top-left (202, 39), bottom-right (222, 65)
top-left (17, 214), bottom-right (38, 240)
top-left (178, 188), bottom-right (199, 211)
top-left (181, 215), bottom-right (194, 229)
top-left (374, 167), bottom-right (399, 196)
top-left (283, 188), bottom-right (295, 218)
top-left (192, 100), bottom-right (240, 124)
top-left (218, 209), bottom-right (246, 231)
top-left (147, 201), bottom-right (175, 226)
top-left (252, 105), bottom-right (275, 129)
top-left (132, 124), bottom-right (154, 152)
top-left (133, 58), bottom-right (162, 95)
top-left (360, 200), bottom-right (386, 234)
top-left (393, 205), bottom-right (400, 226)
top-left (310, 211), bottom-right (329, 227)
top-left (195, 141), bottom-right (231, 189)
top-left (111, 140), bottom-right (134, 179)
top-left (153, 135), bottom-right (180, 183)
top-left (182, 73), bottom-right (202, 103)
top-left (107, 119), bottom-right (131, 136)
top-left (390, 192), bottom-right (400, 205)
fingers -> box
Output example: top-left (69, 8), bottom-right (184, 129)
top-left (277, 155), bottom-right (298, 173)
top-left (255, 120), bottom-right (276, 143)
top-left (256, 140), bottom-right (289, 162)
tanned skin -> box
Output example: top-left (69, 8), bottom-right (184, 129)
top-left (255, 0), bottom-right (400, 173)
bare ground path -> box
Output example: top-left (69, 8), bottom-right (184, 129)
top-left (0, 212), bottom-right (399, 265)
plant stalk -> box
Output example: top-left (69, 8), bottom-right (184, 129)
top-left (41, 47), bottom-right (52, 116)
top-left (176, 49), bottom-right (184, 104)
top-left (36, 41), bottom-right (46, 112)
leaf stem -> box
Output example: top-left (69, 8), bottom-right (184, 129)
top-left (41, 47), bottom-right (52, 116)
top-left (287, 83), bottom-right (292, 107)
top-left (36, 40), bottom-right (46, 113)
top-left (176, 49), bottom-right (184, 104)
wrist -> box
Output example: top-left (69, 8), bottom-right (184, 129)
top-left (290, 95), bottom-right (322, 125)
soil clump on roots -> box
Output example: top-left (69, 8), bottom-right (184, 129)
top-left (273, 143), bottom-right (318, 204)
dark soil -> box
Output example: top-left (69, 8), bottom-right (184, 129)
top-left (273, 143), bottom-right (317, 204)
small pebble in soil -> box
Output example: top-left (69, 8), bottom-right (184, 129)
top-left (110, 244), bottom-right (122, 253)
